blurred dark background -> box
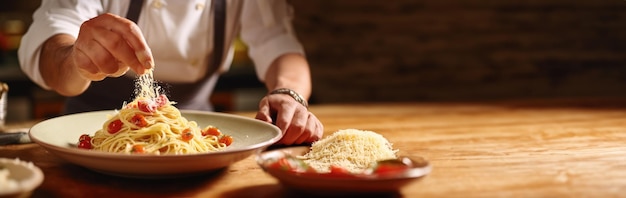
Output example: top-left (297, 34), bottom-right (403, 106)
top-left (292, 0), bottom-right (626, 104)
top-left (1, 0), bottom-right (626, 122)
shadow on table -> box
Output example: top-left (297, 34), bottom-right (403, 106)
top-left (220, 184), bottom-right (403, 198)
top-left (31, 163), bottom-right (227, 198)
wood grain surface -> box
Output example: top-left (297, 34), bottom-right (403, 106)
top-left (2, 97), bottom-right (626, 197)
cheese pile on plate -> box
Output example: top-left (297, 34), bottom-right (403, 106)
top-left (298, 129), bottom-right (398, 173)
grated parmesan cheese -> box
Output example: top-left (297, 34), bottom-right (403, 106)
top-left (134, 69), bottom-right (160, 100)
top-left (297, 129), bottom-right (398, 173)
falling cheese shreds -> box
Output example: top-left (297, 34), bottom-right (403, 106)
top-left (297, 129), bottom-right (398, 173)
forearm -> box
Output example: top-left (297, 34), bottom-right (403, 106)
top-left (264, 53), bottom-right (312, 99)
top-left (40, 34), bottom-right (90, 96)
top-left (258, 52), bottom-right (322, 145)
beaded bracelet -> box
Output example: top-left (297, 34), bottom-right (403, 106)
top-left (269, 88), bottom-right (308, 108)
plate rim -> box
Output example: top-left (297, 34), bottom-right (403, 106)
top-left (257, 146), bottom-right (432, 182)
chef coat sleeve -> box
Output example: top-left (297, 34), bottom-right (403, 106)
top-left (18, 0), bottom-right (103, 90)
top-left (239, 0), bottom-right (306, 82)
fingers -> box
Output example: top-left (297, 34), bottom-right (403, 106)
top-left (278, 111), bottom-right (322, 145)
top-left (293, 113), bottom-right (316, 144)
top-left (72, 13), bottom-right (153, 80)
top-left (263, 94), bottom-right (323, 145)
top-left (90, 13), bottom-right (153, 72)
top-left (74, 31), bottom-right (119, 73)
top-left (72, 46), bottom-right (108, 81)
top-left (91, 25), bottom-right (143, 72)
top-left (254, 97), bottom-right (272, 122)
top-left (307, 113), bottom-right (324, 142)
top-left (110, 64), bottom-right (130, 77)
top-left (275, 107), bottom-right (299, 144)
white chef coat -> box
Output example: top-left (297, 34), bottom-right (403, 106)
top-left (18, 0), bottom-right (305, 90)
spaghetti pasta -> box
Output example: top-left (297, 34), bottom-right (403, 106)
top-left (76, 71), bottom-right (233, 154)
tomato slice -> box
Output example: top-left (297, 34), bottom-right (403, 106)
top-left (268, 157), bottom-right (295, 171)
top-left (267, 156), bottom-right (316, 174)
top-left (130, 114), bottom-right (149, 128)
top-left (266, 156), bottom-right (411, 178)
top-left (181, 128), bottom-right (194, 142)
top-left (131, 145), bottom-right (145, 154)
top-left (137, 100), bottom-right (156, 113)
top-left (326, 165), bottom-right (354, 177)
top-left (372, 160), bottom-right (410, 175)
top-left (107, 119), bottom-right (123, 134)
top-left (155, 94), bottom-right (169, 108)
top-left (218, 135), bottom-right (233, 146)
top-left (202, 126), bottom-right (221, 136)
top-left (136, 94), bottom-right (169, 112)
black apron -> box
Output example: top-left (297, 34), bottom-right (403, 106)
top-left (63, 0), bottom-right (227, 114)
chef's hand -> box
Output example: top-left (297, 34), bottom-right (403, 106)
top-left (255, 94), bottom-right (323, 145)
top-left (72, 13), bottom-right (153, 81)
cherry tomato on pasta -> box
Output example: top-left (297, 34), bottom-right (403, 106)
top-left (137, 100), bottom-right (156, 113)
top-left (155, 94), bottom-right (169, 108)
top-left (181, 129), bottom-right (194, 142)
top-left (131, 145), bottom-right (145, 153)
top-left (202, 126), bottom-right (221, 136)
top-left (77, 140), bottom-right (92, 149)
top-left (108, 119), bottom-right (123, 134)
top-left (79, 134), bottom-right (91, 142)
top-left (219, 135), bottom-right (233, 146)
top-left (131, 114), bottom-right (149, 128)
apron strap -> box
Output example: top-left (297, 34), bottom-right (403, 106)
top-left (209, 0), bottom-right (226, 75)
top-left (63, 0), bottom-right (227, 114)
top-left (125, 0), bottom-right (144, 24)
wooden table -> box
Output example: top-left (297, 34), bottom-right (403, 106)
top-left (2, 98), bottom-right (626, 197)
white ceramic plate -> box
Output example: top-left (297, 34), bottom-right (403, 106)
top-left (29, 110), bottom-right (282, 178)
top-left (257, 146), bottom-right (432, 195)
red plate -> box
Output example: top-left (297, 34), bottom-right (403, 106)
top-left (256, 146), bottom-right (432, 195)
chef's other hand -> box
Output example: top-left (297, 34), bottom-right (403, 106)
top-left (255, 94), bottom-right (323, 145)
top-left (72, 13), bottom-right (154, 81)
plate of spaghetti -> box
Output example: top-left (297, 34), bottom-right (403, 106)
top-left (28, 93), bottom-right (282, 178)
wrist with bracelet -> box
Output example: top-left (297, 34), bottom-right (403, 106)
top-left (269, 88), bottom-right (308, 108)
